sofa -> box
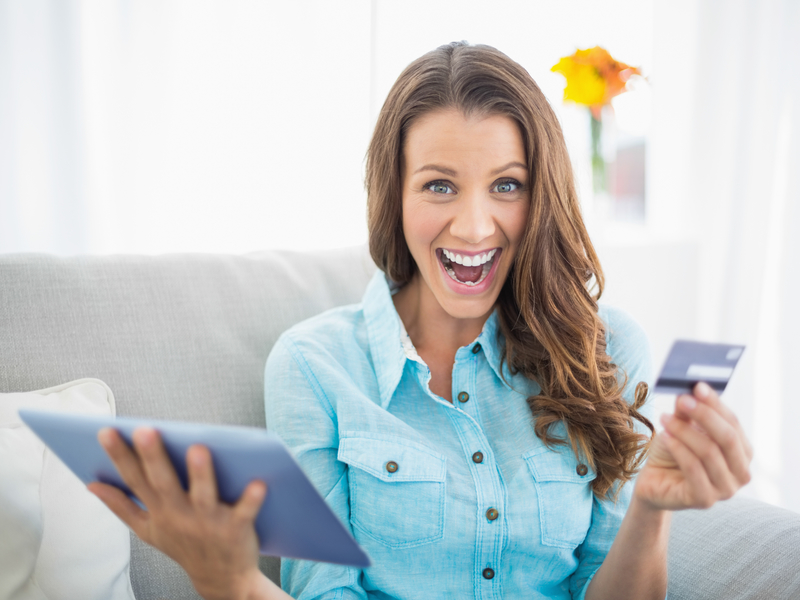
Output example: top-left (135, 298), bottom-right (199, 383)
top-left (1, 247), bottom-right (799, 600)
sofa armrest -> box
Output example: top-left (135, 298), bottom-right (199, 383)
top-left (668, 495), bottom-right (800, 599)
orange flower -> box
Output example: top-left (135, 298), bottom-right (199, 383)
top-left (551, 46), bottom-right (641, 118)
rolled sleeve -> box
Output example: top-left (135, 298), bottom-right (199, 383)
top-left (569, 479), bottom-right (635, 599)
top-left (570, 307), bottom-right (656, 599)
top-left (264, 335), bottom-right (367, 600)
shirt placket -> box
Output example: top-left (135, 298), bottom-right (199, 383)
top-left (448, 343), bottom-right (507, 600)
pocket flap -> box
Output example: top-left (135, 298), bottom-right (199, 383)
top-left (524, 446), bottom-right (597, 483)
top-left (339, 435), bottom-right (446, 483)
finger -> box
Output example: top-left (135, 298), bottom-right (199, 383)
top-left (693, 382), bottom-right (754, 460)
top-left (660, 412), bottom-right (740, 498)
top-left (88, 481), bottom-right (148, 533)
top-left (98, 428), bottom-right (158, 507)
top-left (132, 427), bottom-right (185, 503)
top-left (187, 445), bottom-right (218, 512)
top-left (660, 429), bottom-right (717, 508)
top-left (233, 480), bottom-right (267, 524)
top-left (675, 393), bottom-right (752, 486)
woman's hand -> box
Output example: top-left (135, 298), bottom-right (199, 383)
top-left (88, 427), bottom-right (268, 600)
top-left (634, 382), bottom-right (753, 512)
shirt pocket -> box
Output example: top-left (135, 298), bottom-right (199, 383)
top-left (524, 446), bottom-right (597, 550)
top-left (338, 434), bottom-right (446, 549)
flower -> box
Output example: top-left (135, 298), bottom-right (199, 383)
top-left (551, 47), bottom-right (641, 118)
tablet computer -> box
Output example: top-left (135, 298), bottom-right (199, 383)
top-left (18, 409), bottom-right (370, 568)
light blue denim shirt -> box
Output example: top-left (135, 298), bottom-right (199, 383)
top-left (264, 271), bottom-right (653, 600)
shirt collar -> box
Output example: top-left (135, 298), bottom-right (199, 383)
top-left (475, 309), bottom-right (513, 390)
top-left (362, 271), bottom-right (514, 410)
top-left (362, 271), bottom-right (408, 410)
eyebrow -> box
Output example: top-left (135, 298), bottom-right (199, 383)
top-left (413, 161), bottom-right (527, 177)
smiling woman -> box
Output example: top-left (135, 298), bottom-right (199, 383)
top-left (367, 45), bottom-right (653, 499)
top-left (91, 41), bottom-right (753, 600)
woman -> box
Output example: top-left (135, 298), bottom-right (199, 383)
top-left (92, 42), bottom-right (753, 600)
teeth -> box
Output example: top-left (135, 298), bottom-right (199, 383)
top-left (440, 248), bottom-right (498, 268)
top-left (444, 249), bottom-right (495, 266)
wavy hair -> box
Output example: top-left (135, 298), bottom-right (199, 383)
top-left (365, 42), bottom-right (653, 499)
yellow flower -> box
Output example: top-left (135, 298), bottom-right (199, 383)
top-left (551, 47), bottom-right (641, 116)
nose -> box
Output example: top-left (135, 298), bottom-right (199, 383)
top-left (449, 190), bottom-right (496, 245)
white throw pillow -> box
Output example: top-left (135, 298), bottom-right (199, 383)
top-left (0, 379), bottom-right (135, 600)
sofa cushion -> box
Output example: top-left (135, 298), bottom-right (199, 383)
top-left (0, 379), bottom-right (135, 600)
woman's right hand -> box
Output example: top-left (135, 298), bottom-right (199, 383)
top-left (87, 426), bottom-right (277, 600)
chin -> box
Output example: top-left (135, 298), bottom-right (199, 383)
top-left (439, 295), bottom-right (497, 320)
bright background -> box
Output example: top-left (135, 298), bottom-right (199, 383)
top-left (2, 0), bottom-right (799, 512)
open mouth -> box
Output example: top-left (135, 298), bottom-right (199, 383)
top-left (438, 248), bottom-right (499, 286)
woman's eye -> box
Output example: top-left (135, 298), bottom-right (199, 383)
top-left (425, 181), bottom-right (455, 194)
top-left (493, 180), bottom-right (520, 193)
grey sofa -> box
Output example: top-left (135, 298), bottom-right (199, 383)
top-left (1, 248), bottom-right (798, 599)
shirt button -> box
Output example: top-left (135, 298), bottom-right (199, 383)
top-left (457, 391), bottom-right (470, 403)
top-left (472, 451), bottom-right (484, 464)
top-left (576, 463), bottom-right (588, 476)
top-left (386, 461), bottom-right (398, 473)
top-left (482, 568), bottom-right (495, 580)
top-left (472, 343), bottom-right (482, 354)
top-left (486, 508), bottom-right (499, 521)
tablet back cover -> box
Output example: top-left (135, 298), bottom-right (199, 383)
top-left (19, 410), bottom-right (370, 568)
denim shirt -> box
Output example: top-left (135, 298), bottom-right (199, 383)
top-left (264, 272), bottom-right (653, 600)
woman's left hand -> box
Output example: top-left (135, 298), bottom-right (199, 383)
top-left (634, 381), bottom-right (753, 511)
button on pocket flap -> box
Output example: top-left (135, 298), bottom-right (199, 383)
top-left (524, 446), bottom-right (596, 483)
top-left (339, 436), bottom-right (446, 483)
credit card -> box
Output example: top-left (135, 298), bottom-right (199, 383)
top-left (654, 340), bottom-right (745, 395)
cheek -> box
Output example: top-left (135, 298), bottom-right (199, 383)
top-left (402, 199), bottom-right (448, 257)
top-left (501, 203), bottom-right (530, 249)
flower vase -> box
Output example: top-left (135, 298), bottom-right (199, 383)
top-left (589, 107), bottom-right (618, 222)
top-left (590, 113), bottom-right (607, 196)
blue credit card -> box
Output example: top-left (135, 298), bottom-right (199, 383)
top-left (18, 410), bottom-right (371, 567)
top-left (654, 340), bottom-right (745, 395)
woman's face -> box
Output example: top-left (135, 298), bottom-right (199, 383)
top-left (401, 109), bottom-right (530, 320)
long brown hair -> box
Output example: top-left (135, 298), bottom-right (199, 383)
top-left (366, 42), bottom-right (653, 500)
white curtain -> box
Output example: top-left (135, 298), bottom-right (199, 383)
top-left (0, 0), bottom-right (89, 253)
top-left (0, 0), bottom-right (374, 254)
top-left (687, 0), bottom-right (800, 509)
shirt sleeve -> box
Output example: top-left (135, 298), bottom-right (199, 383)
top-left (264, 334), bottom-right (367, 600)
top-left (569, 306), bottom-right (656, 600)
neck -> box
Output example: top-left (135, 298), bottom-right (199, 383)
top-left (392, 272), bottom-right (492, 357)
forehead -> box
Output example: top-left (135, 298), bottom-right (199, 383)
top-left (403, 109), bottom-right (526, 173)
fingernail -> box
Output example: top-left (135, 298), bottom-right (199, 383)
top-left (133, 427), bottom-right (155, 445)
top-left (190, 450), bottom-right (205, 467)
top-left (98, 428), bottom-right (113, 448)
top-left (696, 382), bottom-right (712, 398)
top-left (660, 413), bottom-right (673, 424)
top-left (680, 395), bottom-right (697, 410)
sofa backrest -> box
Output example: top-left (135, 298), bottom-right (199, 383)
top-left (0, 247), bottom-right (376, 599)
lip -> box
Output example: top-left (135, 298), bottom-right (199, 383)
top-left (436, 247), bottom-right (503, 296)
